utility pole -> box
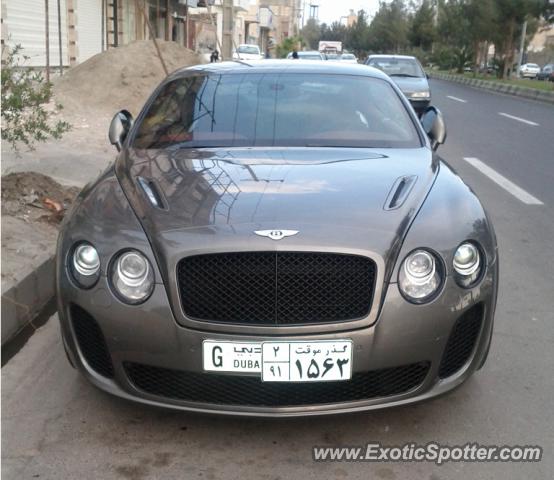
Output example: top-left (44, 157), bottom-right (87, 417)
top-left (516, 20), bottom-right (527, 77)
top-left (57, 0), bottom-right (63, 75)
top-left (135, 0), bottom-right (168, 75)
top-left (222, 0), bottom-right (233, 60)
top-left (45, 0), bottom-right (50, 82)
top-left (113, 0), bottom-right (119, 47)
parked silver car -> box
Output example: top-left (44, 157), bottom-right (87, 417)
top-left (366, 54), bottom-right (431, 115)
top-left (537, 64), bottom-right (554, 82)
top-left (518, 63), bottom-right (540, 78)
top-left (57, 61), bottom-right (497, 416)
top-left (287, 50), bottom-right (325, 60)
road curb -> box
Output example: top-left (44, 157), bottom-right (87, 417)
top-left (1, 253), bottom-right (56, 346)
top-left (429, 72), bottom-right (554, 105)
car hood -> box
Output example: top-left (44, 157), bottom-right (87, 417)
top-left (389, 76), bottom-right (429, 95)
top-left (117, 147), bottom-right (438, 281)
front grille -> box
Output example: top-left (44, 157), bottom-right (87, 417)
top-left (177, 252), bottom-right (376, 325)
top-left (71, 304), bottom-right (114, 378)
top-left (124, 362), bottom-right (429, 407)
top-left (439, 303), bottom-right (484, 378)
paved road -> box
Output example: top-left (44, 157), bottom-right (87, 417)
top-left (3, 81), bottom-right (554, 480)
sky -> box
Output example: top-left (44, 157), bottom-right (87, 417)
top-left (305, 0), bottom-right (381, 26)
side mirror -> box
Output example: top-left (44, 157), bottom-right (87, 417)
top-left (109, 110), bottom-right (133, 151)
top-left (420, 106), bottom-right (446, 151)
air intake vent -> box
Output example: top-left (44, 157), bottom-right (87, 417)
top-left (439, 303), bottom-right (484, 378)
top-left (71, 305), bottom-right (114, 378)
top-left (384, 175), bottom-right (417, 210)
top-left (137, 176), bottom-right (166, 209)
top-left (125, 362), bottom-right (430, 407)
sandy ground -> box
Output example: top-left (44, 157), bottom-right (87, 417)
top-left (2, 40), bottom-right (201, 295)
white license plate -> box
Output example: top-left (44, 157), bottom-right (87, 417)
top-left (202, 340), bottom-right (352, 382)
top-left (261, 340), bottom-right (352, 382)
top-left (203, 341), bottom-right (262, 373)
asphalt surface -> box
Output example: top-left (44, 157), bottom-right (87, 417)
top-left (2, 79), bottom-right (554, 480)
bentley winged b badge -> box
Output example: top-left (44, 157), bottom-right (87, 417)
top-left (254, 230), bottom-right (299, 241)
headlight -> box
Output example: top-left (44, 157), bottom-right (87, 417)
top-left (453, 242), bottom-right (482, 288)
top-left (111, 250), bottom-right (154, 304)
top-left (71, 243), bottom-right (100, 288)
top-left (411, 91), bottom-right (430, 99)
top-left (399, 249), bottom-right (443, 303)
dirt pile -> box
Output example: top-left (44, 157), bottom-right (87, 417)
top-left (54, 40), bottom-right (201, 118)
top-left (1, 172), bottom-right (80, 225)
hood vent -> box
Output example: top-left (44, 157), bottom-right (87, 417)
top-left (384, 175), bottom-right (417, 211)
top-left (137, 177), bottom-right (166, 210)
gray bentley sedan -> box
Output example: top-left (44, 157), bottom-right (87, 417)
top-left (57, 60), bottom-right (498, 416)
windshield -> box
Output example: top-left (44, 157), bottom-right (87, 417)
top-left (237, 46), bottom-right (259, 55)
top-left (368, 58), bottom-right (425, 78)
top-left (132, 73), bottom-right (421, 149)
top-left (341, 54), bottom-right (355, 60)
top-left (300, 53), bottom-right (322, 60)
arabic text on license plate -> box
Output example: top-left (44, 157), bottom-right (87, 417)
top-left (203, 341), bottom-right (261, 373)
top-left (261, 340), bottom-right (352, 382)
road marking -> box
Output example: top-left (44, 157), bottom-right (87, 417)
top-left (463, 157), bottom-right (544, 205)
top-left (447, 95), bottom-right (467, 103)
top-left (498, 112), bottom-right (539, 126)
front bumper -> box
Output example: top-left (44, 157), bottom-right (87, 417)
top-left (408, 98), bottom-right (431, 115)
top-left (58, 257), bottom-right (497, 417)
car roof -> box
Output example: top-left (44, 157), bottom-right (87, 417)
top-left (367, 54), bottom-right (418, 60)
top-left (172, 60), bottom-right (389, 81)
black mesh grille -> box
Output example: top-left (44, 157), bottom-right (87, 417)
top-left (71, 304), bottom-right (114, 378)
top-left (439, 303), bottom-right (484, 378)
top-left (177, 252), bottom-right (376, 325)
top-left (124, 362), bottom-right (429, 407)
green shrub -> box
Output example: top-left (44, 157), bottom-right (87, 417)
top-left (275, 37), bottom-right (305, 59)
top-left (1, 44), bottom-right (70, 153)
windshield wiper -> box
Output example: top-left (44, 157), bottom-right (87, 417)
top-left (388, 73), bottom-right (420, 78)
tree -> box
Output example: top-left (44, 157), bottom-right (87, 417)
top-left (464, 0), bottom-right (497, 73)
top-left (345, 10), bottom-right (372, 57)
top-left (1, 45), bottom-right (70, 153)
top-left (368, 0), bottom-right (410, 53)
top-left (409, 0), bottom-right (437, 51)
top-left (275, 36), bottom-right (305, 58)
top-left (492, 0), bottom-right (545, 78)
top-left (436, 0), bottom-right (473, 72)
top-left (300, 18), bottom-right (321, 50)
top-left (320, 21), bottom-right (348, 43)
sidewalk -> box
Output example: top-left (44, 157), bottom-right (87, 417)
top-left (428, 71), bottom-right (554, 105)
top-left (1, 114), bottom-right (113, 187)
top-left (1, 117), bottom-right (114, 345)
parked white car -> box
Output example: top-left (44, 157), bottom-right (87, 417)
top-left (518, 63), bottom-right (540, 78)
top-left (233, 44), bottom-right (264, 61)
top-left (286, 51), bottom-right (325, 60)
top-left (339, 53), bottom-right (358, 64)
